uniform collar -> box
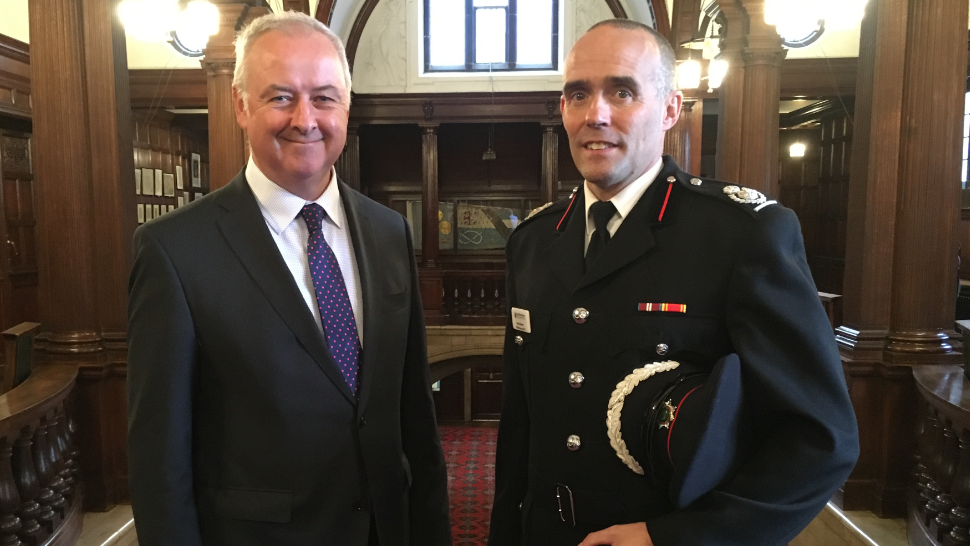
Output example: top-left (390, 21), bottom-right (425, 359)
top-left (245, 157), bottom-right (341, 235)
top-left (582, 156), bottom-right (664, 237)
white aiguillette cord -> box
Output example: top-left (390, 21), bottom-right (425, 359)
top-left (607, 360), bottom-right (681, 475)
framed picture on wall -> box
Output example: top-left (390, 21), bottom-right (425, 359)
top-left (191, 153), bottom-right (202, 188)
top-left (153, 204), bottom-right (161, 218)
top-left (141, 168), bottom-right (154, 195)
top-left (136, 169), bottom-right (141, 195)
top-left (154, 169), bottom-right (163, 197)
top-left (176, 165), bottom-right (184, 190)
top-left (177, 195), bottom-right (184, 207)
top-left (137, 204), bottom-right (145, 224)
top-left (194, 192), bottom-right (204, 201)
top-left (146, 205), bottom-right (154, 221)
top-left (163, 173), bottom-right (175, 197)
top-left (168, 205), bottom-right (175, 213)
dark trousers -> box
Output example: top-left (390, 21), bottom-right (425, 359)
top-left (369, 515), bottom-right (380, 546)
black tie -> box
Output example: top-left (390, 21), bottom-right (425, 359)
top-left (585, 200), bottom-right (617, 271)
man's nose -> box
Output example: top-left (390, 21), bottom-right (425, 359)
top-left (291, 97), bottom-right (317, 134)
top-left (585, 93), bottom-right (610, 127)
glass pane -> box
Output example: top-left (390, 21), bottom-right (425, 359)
top-left (963, 159), bottom-right (968, 184)
top-left (964, 115), bottom-right (970, 140)
top-left (516, 0), bottom-right (553, 65)
top-left (965, 136), bottom-right (969, 160)
top-left (474, 0), bottom-right (508, 6)
top-left (428, 0), bottom-right (465, 67)
top-left (965, 91), bottom-right (970, 115)
top-left (476, 8), bottom-right (507, 64)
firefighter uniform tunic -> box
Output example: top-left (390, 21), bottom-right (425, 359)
top-left (487, 157), bottom-right (859, 546)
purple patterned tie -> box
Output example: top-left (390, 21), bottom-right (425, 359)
top-left (300, 203), bottom-right (361, 394)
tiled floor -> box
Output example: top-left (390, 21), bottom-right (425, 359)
top-left (77, 504), bottom-right (137, 546)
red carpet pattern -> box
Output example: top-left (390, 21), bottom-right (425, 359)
top-left (441, 425), bottom-right (497, 546)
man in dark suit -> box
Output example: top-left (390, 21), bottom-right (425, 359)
top-left (488, 19), bottom-right (859, 546)
top-left (127, 12), bottom-right (451, 546)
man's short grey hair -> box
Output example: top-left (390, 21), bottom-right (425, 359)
top-left (587, 19), bottom-right (676, 98)
top-left (233, 11), bottom-right (352, 101)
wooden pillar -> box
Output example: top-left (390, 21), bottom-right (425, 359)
top-left (540, 123), bottom-right (559, 204)
top-left (27, 0), bottom-right (135, 510)
top-left (336, 123), bottom-right (361, 192)
top-left (201, 4), bottom-right (270, 191)
top-left (419, 123), bottom-right (443, 314)
top-left (420, 123), bottom-right (440, 268)
top-left (689, 99), bottom-right (703, 176)
top-left (714, 0), bottom-right (746, 183)
top-left (737, 0), bottom-right (785, 196)
top-left (663, 101), bottom-right (693, 170)
top-left (836, 0), bottom-right (968, 518)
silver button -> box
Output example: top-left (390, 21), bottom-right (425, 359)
top-left (656, 343), bottom-right (669, 356)
top-left (690, 178), bottom-right (702, 186)
top-left (666, 176), bottom-right (676, 183)
top-left (514, 335), bottom-right (524, 346)
top-left (572, 308), bottom-right (589, 324)
top-left (568, 372), bottom-right (585, 388)
top-left (567, 435), bottom-right (581, 451)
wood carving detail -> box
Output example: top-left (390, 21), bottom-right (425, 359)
top-left (0, 137), bottom-right (30, 175)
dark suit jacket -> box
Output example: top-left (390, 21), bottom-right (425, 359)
top-left (488, 157), bottom-right (859, 546)
top-left (127, 171), bottom-right (451, 546)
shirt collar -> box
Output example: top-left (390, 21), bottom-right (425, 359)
top-left (246, 157), bottom-right (341, 235)
top-left (583, 156), bottom-right (664, 235)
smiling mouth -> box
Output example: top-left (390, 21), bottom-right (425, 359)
top-left (584, 142), bottom-right (616, 150)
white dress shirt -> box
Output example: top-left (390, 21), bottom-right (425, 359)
top-left (583, 157), bottom-right (664, 254)
top-left (246, 158), bottom-right (364, 346)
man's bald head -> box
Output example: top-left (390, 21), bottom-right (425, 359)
top-left (581, 19), bottom-right (676, 98)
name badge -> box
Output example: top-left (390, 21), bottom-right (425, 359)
top-left (511, 307), bottom-right (532, 333)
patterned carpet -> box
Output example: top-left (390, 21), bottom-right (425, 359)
top-left (440, 425), bottom-right (498, 546)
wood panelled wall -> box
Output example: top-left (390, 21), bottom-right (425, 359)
top-left (131, 110), bottom-right (210, 225)
top-left (779, 100), bottom-right (854, 295)
top-left (0, 36), bottom-right (30, 120)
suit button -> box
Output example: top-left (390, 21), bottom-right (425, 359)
top-left (656, 343), bottom-right (669, 356)
top-left (514, 335), bottom-right (524, 346)
top-left (358, 417), bottom-right (366, 428)
top-left (572, 308), bottom-right (589, 324)
top-left (568, 372), bottom-right (584, 388)
top-left (566, 434), bottom-right (581, 451)
top-left (353, 501), bottom-right (364, 511)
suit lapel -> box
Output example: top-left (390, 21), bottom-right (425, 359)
top-left (338, 181), bottom-right (380, 411)
top-left (548, 189), bottom-right (587, 292)
top-left (576, 159), bottom-right (683, 291)
top-left (215, 173), bottom-right (357, 406)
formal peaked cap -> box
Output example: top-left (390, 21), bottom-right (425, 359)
top-left (614, 353), bottom-right (746, 508)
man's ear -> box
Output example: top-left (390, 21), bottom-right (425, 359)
top-left (662, 90), bottom-right (684, 131)
top-left (560, 94), bottom-right (566, 114)
top-left (232, 87), bottom-right (248, 130)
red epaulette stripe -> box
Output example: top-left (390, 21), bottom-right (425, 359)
top-left (638, 303), bottom-right (687, 313)
top-left (667, 385), bottom-right (703, 464)
top-left (658, 179), bottom-right (675, 221)
top-left (556, 191), bottom-right (579, 231)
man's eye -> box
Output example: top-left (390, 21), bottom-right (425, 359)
top-left (617, 90), bottom-right (632, 99)
top-left (570, 92), bottom-right (587, 101)
top-left (315, 96), bottom-right (335, 103)
top-left (270, 96), bottom-right (291, 102)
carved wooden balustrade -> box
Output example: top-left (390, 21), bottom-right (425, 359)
top-left (438, 270), bottom-right (506, 326)
top-left (0, 365), bottom-right (82, 546)
top-left (912, 366), bottom-right (970, 546)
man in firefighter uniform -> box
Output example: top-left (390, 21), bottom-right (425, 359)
top-left (487, 19), bottom-right (859, 546)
